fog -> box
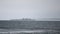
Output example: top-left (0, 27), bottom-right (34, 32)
top-left (0, 0), bottom-right (60, 20)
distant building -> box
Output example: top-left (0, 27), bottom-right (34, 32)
top-left (10, 18), bottom-right (36, 21)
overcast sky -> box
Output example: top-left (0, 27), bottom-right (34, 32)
top-left (0, 0), bottom-right (60, 20)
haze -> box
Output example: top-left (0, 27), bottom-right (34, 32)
top-left (0, 0), bottom-right (60, 20)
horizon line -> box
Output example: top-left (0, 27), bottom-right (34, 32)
top-left (0, 18), bottom-right (60, 21)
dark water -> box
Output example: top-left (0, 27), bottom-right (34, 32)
top-left (0, 32), bottom-right (60, 34)
top-left (0, 21), bottom-right (60, 34)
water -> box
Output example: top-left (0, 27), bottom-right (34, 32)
top-left (0, 21), bottom-right (60, 34)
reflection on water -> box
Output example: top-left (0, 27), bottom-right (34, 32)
top-left (0, 30), bottom-right (60, 34)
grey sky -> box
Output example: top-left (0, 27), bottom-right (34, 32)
top-left (0, 0), bottom-right (60, 20)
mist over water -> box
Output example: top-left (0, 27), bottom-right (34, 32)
top-left (0, 0), bottom-right (60, 20)
top-left (0, 0), bottom-right (60, 34)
